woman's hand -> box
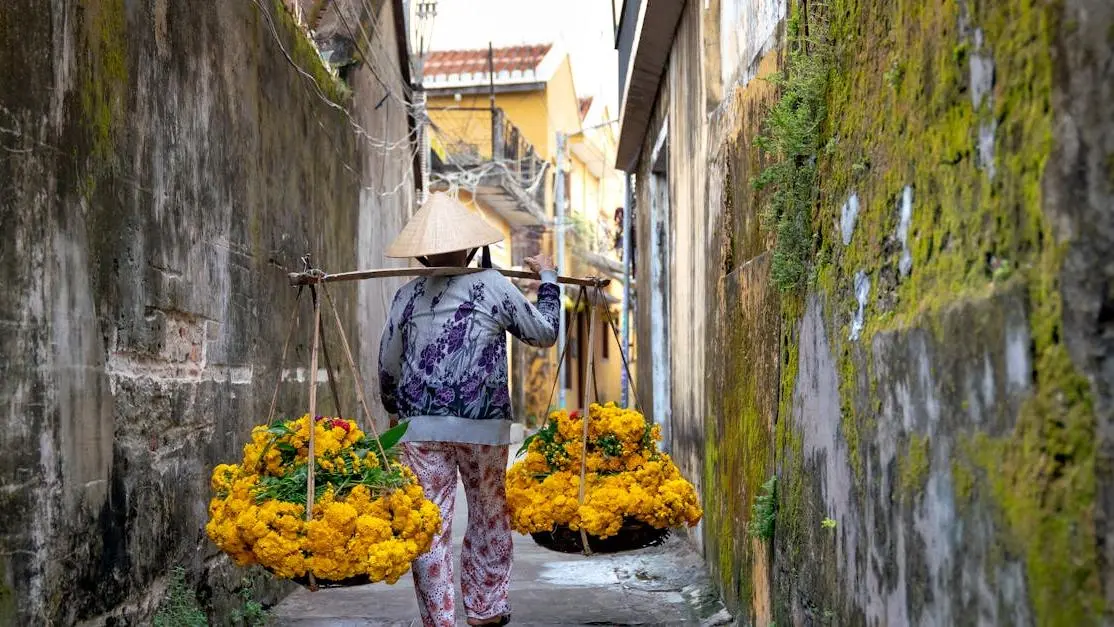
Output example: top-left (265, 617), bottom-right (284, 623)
top-left (524, 254), bottom-right (556, 275)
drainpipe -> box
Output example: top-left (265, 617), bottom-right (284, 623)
top-left (555, 131), bottom-right (567, 410)
top-left (620, 173), bottom-right (633, 408)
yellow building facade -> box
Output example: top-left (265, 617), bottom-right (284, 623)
top-left (424, 44), bottom-right (634, 422)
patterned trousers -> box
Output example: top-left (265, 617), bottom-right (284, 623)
top-left (403, 442), bottom-right (513, 627)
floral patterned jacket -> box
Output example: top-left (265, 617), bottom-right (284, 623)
top-left (378, 269), bottom-right (560, 445)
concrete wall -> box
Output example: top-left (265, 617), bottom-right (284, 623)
top-left (631, 0), bottom-right (1114, 624)
top-left (0, 0), bottom-right (413, 623)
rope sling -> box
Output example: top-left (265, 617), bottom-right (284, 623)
top-left (531, 282), bottom-right (645, 555)
top-left (263, 262), bottom-right (392, 591)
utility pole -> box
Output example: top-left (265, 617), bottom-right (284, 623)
top-left (411, 1), bottom-right (438, 204)
top-left (555, 130), bottom-right (567, 410)
top-left (487, 42), bottom-right (496, 113)
top-left (620, 173), bottom-right (633, 407)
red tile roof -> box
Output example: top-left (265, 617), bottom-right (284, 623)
top-left (424, 44), bottom-right (553, 80)
top-left (578, 97), bottom-right (594, 120)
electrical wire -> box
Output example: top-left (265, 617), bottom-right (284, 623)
top-left (252, 0), bottom-right (422, 198)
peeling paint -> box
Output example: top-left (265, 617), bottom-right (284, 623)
top-left (977, 119), bottom-right (998, 180)
top-left (969, 28), bottom-right (997, 180)
top-left (840, 192), bottom-right (860, 246)
top-left (969, 29), bottom-right (995, 110)
top-left (719, 0), bottom-right (786, 89)
top-left (897, 186), bottom-right (914, 277)
top-left (850, 270), bottom-right (870, 341)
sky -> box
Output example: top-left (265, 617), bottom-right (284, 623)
top-left (417, 0), bottom-right (621, 110)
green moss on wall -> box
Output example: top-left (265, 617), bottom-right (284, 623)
top-left (962, 347), bottom-right (1101, 624)
top-left (78, 0), bottom-right (129, 166)
top-left (837, 344), bottom-right (864, 483)
top-left (702, 268), bottom-right (779, 615)
top-left (268, 0), bottom-right (352, 105)
top-left (815, 0), bottom-right (1057, 333)
top-left (950, 456), bottom-right (976, 504)
top-left (774, 304), bottom-right (806, 558)
top-left (897, 434), bottom-right (930, 500)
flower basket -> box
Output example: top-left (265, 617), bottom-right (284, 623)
top-left (530, 519), bottom-right (670, 554)
top-left (204, 272), bottom-right (446, 589)
top-left (206, 415), bottom-right (441, 589)
top-left (506, 403), bottom-right (702, 555)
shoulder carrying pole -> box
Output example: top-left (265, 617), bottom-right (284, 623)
top-left (289, 266), bottom-right (609, 289)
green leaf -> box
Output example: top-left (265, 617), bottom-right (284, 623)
top-left (376, 421), bottom-right (409, 452)
top-left (276, 443), bottom-right (296, 454)
top-left (515, 432), bottom-right (539, 458)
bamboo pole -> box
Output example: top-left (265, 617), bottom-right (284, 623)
top-left (304, 295), bottom-right (322, 591)
top-left (288, 266), bottom-right (611, 288)
top-left (577, 295), bottom-right (597, 556)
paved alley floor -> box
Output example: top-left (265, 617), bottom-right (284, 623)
top-left (272, 444), bottom-right (730, 626)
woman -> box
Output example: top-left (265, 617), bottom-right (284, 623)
top-left (378, 192), bottom-right (560, 627)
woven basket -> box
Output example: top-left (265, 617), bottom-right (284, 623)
top-left (281, 572), bottom-right (372, 589)
top-left (530, 518), bottom-right (670, 554)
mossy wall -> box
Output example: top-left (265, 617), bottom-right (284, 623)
top-left (0, 0), bottom-right (412, 623)
top-left (635, 0), bottom-right (1114, 624)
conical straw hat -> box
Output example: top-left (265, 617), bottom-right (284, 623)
top-left (385, 192), bottom-right (505, 258)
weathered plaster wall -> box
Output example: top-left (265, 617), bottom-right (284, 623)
top-left (632, 3), bottom-right (782, 623)
top-left (0, 0), bottom-right (412, 623)
top-left (637, 0), bottom-right (1114, 624)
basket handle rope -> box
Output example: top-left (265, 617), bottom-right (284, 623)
top-left (594, 283), bottom-right (644, 415)
top-left (300, 268), bottom-right (391, 591)
top-left (305, 287), bottom-right (323, 591)
top-left (310, 285), bottom-right (345, 418)
top-left (536, 286), bottom-right (586, 431)
top-left (265, 286), bottom-right (304, 427)
top-left (320, 282), bottom-right (389, 463)
top-left (533, 281), bottom-right (642, 435)
top-left (576, 287), bottom-right (598, 556)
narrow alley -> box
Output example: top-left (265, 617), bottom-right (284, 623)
top-left (2, 0), bottom-right (1112, 625)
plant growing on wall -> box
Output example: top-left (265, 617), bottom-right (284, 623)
top-left (752, 3), bottom-right (831, 292)
top-left (748, 475), bottom-right (778, 541)
top-left (153, 567), bottom-right (207, 627)
top-left (230, 571), bottom-right (271, 626)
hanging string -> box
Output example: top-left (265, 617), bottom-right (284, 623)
top-left (265, 286), bottom-right (305, 426)
top-left (310, 284), bottom-right (345, 417)
top-left (304, 289), bottom-right (323, 592)
top-left (576, 286), bottom-right (599, 556)
top-left (537, 286), bottom-right (587, 432)
top-left (320, 283), bottom-right (390, 464)
top-left (595, 284), bottom-right (644, 414)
